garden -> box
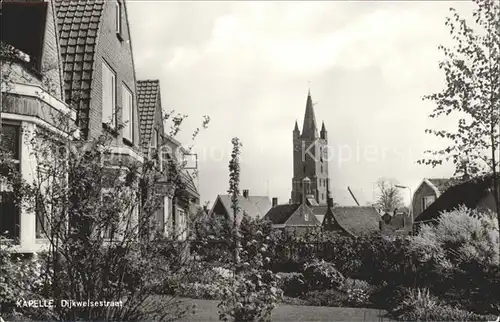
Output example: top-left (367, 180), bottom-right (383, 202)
top-left (175, 204), bottom-right (500, 322)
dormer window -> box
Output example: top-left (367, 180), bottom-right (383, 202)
top-left (116, 0), bottom-right (123, 40)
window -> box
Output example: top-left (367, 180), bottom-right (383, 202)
top-left (0, 124), bottom-right (21, 239)
top-left (35, 169), bottom-right (53, 239)
top-left (177, 208), bottom-right (187, 241)
top-left (122, 84), bottom-right (133, 142)
top-left (304, 213), bottom-right (309, 221)
top-left (102, 61), bottom-right (116, 129)
top-left (322, 193), bottom-right (324, 201)
top-left (422, 196), bottom-right (435, 210)
top-left (115, 0), bottom-right (122, 37)
top-left (163, 196), bottom-right (171, 236)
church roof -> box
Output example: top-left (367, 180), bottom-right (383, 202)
top-left (294, 120), bottom-right (300, 132)
top-left (301, 91), bottom-right (318, 139)
top-left (321, 121), bottom-right (326, 133)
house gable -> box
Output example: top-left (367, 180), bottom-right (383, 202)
top-left (284, 204), bottom-right (320, 227)
top-left (209, 195), bottom-right (230, 219)
top-left (322, 207), bottom-right (349, 235)
top-left (413, 179), bottom-right (441, 220)
top-left (415, 175), bottom-right (495, 225)
top-left (55, 0), bottom-right (141, 147)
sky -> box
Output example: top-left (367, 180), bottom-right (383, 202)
top-left (127, 0), bottom-right (476, 207)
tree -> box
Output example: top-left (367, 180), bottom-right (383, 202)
top-left (417, 0), bottom-right (500, 254)
top-left (0, 61), bottom-right (210, 320)
top-left (375, 178), bottom-right (404, 212)
top-left (218, 139), bottom-right (282, 322)
top-left (228, 137), bottom-right (243, 265)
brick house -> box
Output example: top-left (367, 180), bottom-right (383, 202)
top-left (322, 205), bottom-right (382, 237)
top-left (209, 189), bottom-right (272, 222)
top-left (415, 175), bottom-right (498, 228)
top-left (54, 0), bottom-right (142, 162)
top-left (1, 0), bottom-right (79, 252)
top-left (264, 202), bottom-right (321, 234)
top-left (137, 79), bottom-right (200, 241)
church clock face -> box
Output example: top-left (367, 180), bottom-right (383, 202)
top-left (294, 143), bottom-right (301, 152)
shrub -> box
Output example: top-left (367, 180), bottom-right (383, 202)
top-left (391, 287), bottom-right (497, 321)
top-left (0, 250), bottom-right (52, 318)
top-left (301, 289), bottom-right (346, 307)
top-left (340, 279), bottom-right (374, 308)
top-left (396, 304), bottom-right (496, 321)
top-left (281, 296), bottom-right (308, 306)
top-left (410, 206), bottom-right (499, 268)
top-left (302, 259), bottom-right (345, 292)
top-left (178, 282), bottom-right (223, 300)
top-left (370, 283), bottom-right (413, 310)
top-left (276, 272), bottom-right (306, 297)
top-left (218, 269), bottom-right (282, 322)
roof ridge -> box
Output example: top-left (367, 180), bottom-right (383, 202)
top-left (137, 79), bottom-right (160, 83)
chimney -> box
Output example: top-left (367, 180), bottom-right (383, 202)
top-left (242, 189), bottom-right (249, 198)
top-left (272, 197), bottom-right (278, 207)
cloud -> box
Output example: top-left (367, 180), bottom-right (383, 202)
top-left (128, 1), bottom-right (476, 206)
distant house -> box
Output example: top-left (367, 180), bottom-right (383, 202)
top-left (381, 212), bottom-right (392, 224)
top-left (137, 79), bottom-right (199, 241)
top-left (209, 190), bottom-right (272, 222)
top-left (264, 202), bottom-right (321, 233)
top-left (415, 175), bottom-right (497, 227)
top-left (380, 210), bottom-right (412, 236)
top-left (413, 178), bottom-right (454, 221)
top-left (322, 206), bottom-right (382, 237)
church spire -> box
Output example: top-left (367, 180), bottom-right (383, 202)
top-left (301, 90), bottom-right (318, 139)
top-left (320, 121), bottom-right (327, 140)
top-left (294, 120), bottom-right (300, 132)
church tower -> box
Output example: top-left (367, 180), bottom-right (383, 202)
top-left (291, 90), bottom-right (330, 206)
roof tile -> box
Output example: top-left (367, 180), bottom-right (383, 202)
top-left (54, 0), bottom-right (103, 113)
top-left (331, 206), bottom-right (381, 236)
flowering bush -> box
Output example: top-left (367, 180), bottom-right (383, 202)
top-left (302, 259), bottom-right (345, 292)
top-left (339, 278), bottom-right (374, 307)
top-left (218, 268), bottom-right (282, 322)
top-left (178, 282), bottom-right (224, 300)
top-left (0, 248), bottom-right (52, 318)
top-left (410, 206), bottom-right (499, 267)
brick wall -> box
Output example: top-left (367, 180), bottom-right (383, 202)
top-left (41, 0), bottom-right (65, 101)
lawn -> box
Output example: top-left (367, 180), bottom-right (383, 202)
top-left (178, 298), bottom-right (394, 322)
